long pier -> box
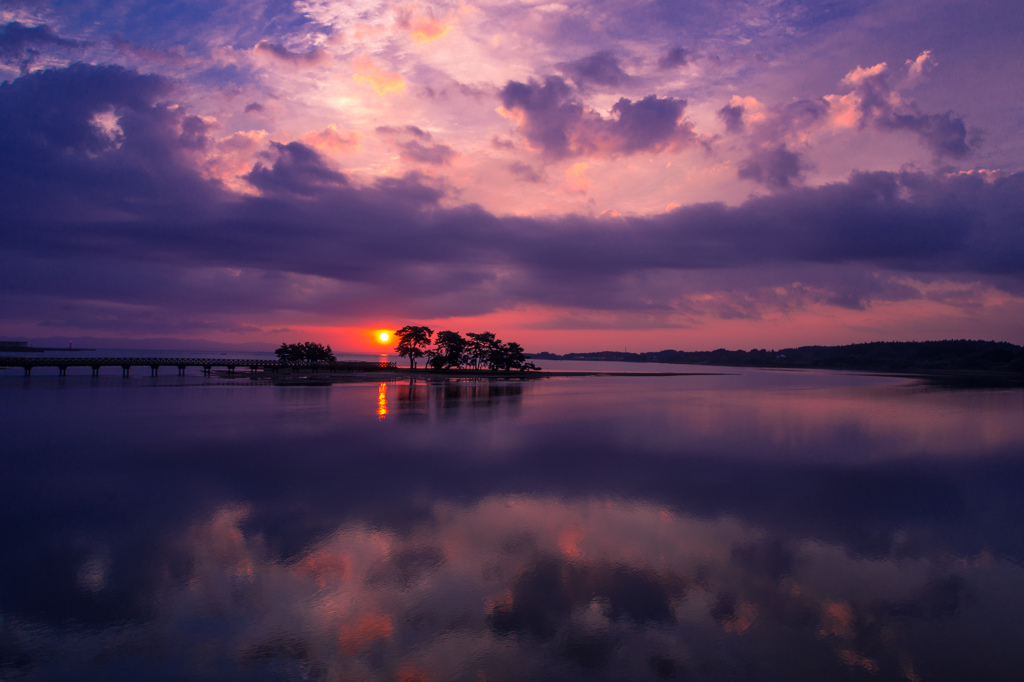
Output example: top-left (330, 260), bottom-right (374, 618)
top-left (0, 357), bottom-right (396, 377)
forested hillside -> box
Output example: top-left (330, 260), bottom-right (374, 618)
top-left (531, 340), bottom-right (1024, 373)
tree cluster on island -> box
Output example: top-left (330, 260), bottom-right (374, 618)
top-left (274, 341), bottom-right (336, 364)
top-left (394, 326), bottom-right (538, 371)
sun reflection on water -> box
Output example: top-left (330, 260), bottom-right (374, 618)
top-left (378, 381), bottom-right (387, 419)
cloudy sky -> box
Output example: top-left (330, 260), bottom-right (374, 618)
top-left (1, 0), bottom-right (1021, 352)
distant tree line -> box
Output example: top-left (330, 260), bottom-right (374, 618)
top-left (394, 326), bottom-right (538, 371)
top-left (274, 341), bottom-right (336, 364)
top-left (531, 340), bottom-right (1024, 373)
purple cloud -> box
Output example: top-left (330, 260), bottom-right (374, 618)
top-left (498, 76), bottom-right (695, 159)
top-left (254, 40), bottom-right (327, 66)
top-left (720, 98), bottom-right (828, 189)
top-left (377, 125), bottom-right (457, 166)
top-left (0, 63), bottom-right (218, 226)
top-left (508, 162), bottom-right (544, 183)
top-left (0, 22), bottom-right (85, 72)
top-left (844, 66), bottom-right (973, 158)
top-left (397, 139), bottom-right (456, 165)
top-left (244, 142), bottom-right (348, 197)
top-left (717, 103), bottom-right (745, 133)
top-left (737, 145), bottom-right (804, 189)
top-left (1, 63), bottom-right (1021, 333)
top-left (607, 95), bottom-right (693, 154)
top-left (658, 46), bottom-right (689, 70)
top-left (556, 51), bottom-right (631, 88)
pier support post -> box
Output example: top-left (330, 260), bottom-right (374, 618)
top-left (227, 365), bottom-right (235, 373)
top-left (92, 366), bottom-right (101, 377)
top-left (250, 366), bottom-right (257, 373)
top-left (24, 366), bottom-right (31, 376)
top-left (202, 365), bottom-right (212, 376)
top-left (178, 365), bottom-right (186, 376)
top-left (150, 365), bottom-right (159, 377)
top-left (122, 365), bottom-right (131, 377)
top-left (58, 366), bottom-right (67, 376)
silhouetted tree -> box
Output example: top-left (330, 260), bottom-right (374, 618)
top-left (501, 342), bottom-right (530, 371)
top-left (393, 328), bottom-right (539, 372)
top-left (302, 342), bottom-right (335, 364)
top-left (466, 331), bottom-right (500, 369)
top-left (275, 341), bottom-right (335, 364)
top-left (483, 341), bottom-right (535, 371)
top-left (429, 330), bottom-right (468, 369)
top-left (394, 325), bottom-right (433, 368)
top-left (275, 342), bottom-right (299, 362)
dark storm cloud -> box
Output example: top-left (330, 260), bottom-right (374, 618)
top-left (498, 76), bottom-right (694, 159)
top-left (244, 102), bottom-right (264, 113)
top-left (556, 51), bottom-right (631, 88)
top-left (0, 21), bottom-right (85, 72)
top-left (1, 64), bottom-right (1023, 330)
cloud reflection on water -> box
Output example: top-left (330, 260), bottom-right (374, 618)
top-left (11, 495), bottom-right (1014, 681)
top-left (2, 372), bottom-right (1023, 680)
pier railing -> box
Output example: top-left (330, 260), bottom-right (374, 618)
top-left (0, 357), bottom-right (397, 377)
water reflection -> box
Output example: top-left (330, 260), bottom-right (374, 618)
top-left (4, 496), bottom-right (1019, 681)
top-left (2, 371), bottom-right (1023, 680)
top-left (393, 378), bottom-right (527, 422)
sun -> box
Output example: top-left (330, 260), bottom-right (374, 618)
top-left (378, 332), bottom-right (390, 343)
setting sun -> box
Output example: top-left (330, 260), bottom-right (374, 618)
top-left (378, 332), bottom-right (390, 343)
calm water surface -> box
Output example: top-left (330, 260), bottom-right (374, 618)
top-left (2, 366), bottom-right (1023, 680)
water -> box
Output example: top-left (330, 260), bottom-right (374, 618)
top-left (2, 367), bottom-right (1023, 680)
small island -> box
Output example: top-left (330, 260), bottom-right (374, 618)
top-left (393, 326), bottom-right (538, 372)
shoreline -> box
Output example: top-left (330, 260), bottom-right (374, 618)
top-left (213, 367), bottom-right (737, 385)
top-left (3, 364), bottom-right (1021, 388)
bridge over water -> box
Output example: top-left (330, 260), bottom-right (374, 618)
top-left (0, 357), bottom-right (396, 377)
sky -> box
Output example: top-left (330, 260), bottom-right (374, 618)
top-left (0, 0), bottom-right (1022, 353)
